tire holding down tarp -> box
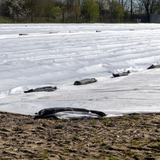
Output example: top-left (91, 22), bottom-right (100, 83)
top-left (34, 107), bottom-right (106, 119)
top-left (74, 78), bottom-right (97, 85)
top-left (24, 86), bottom-right (57, 93)
top-left (112, 71), bottom-right (130, 77)
top-left (147, 64), bottom-right (160, 69)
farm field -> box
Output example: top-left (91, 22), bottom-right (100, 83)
top-left (1, 23), bottom-right (160, 159)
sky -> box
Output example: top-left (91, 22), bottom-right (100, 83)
top-left (0, 23), bottom-right (160, 119)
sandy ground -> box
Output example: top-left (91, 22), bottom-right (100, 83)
top-left (0, 112), bottom-right (160, 160)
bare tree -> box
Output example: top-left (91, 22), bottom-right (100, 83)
top-left (7, 0), bottom-right (28, 17)
top-left (0, 0), bottom-right (29, 20)
top-left (137, 0), bottom-right (159, 22)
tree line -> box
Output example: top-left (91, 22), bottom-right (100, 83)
top-left (0, 0), bottom-right (159, 23)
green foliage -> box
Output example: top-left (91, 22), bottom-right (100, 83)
top-left (25, 0), bottom-right (63, 22)
top-left (26, 0), bottom-right (45, 13)
top-left (124, 11), bottom-right (130, 21)
top-left (109, 0), bottom-right (124, 22)
top-left (81, 0), bottom-right (99, 22)
top-left (45, 5), bottom-right (62, 20)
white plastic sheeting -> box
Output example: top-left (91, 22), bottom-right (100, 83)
top-left (0, 23), bottom-right (160, 118)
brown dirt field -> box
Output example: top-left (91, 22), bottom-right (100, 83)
top-left (0, 112), bottom-right (160, 160)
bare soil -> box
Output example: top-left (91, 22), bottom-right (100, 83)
top-left (1, 112), bottom-right (160, 160)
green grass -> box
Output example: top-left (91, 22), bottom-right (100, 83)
top-left (99, 117), bottom-right (105, 120)
top-left (122, 116), bottom-right (130, 120)
top-left (152, 144), bottom-right (157, 148)
top-left (107, 154), bottom-right (112, 157)
top-left (64, 149), bottom-right (70, 153)
top-left (110, 157), bottom-right (118, 160)
top-left (39, 150), bottom-right (49, 158)
top-left (132, 117), bottom-right (139, 120)
top-left (58, 119), bottom-right (63, 123)
top-left (95, 137), bottom-right (100, 143)
top-left (150, 138), bottom-right (160, 142)
top-left (1, 155), bottom-right (6, 160)
top-left (90, 118), bottom-right (96, 124)
top-left (102, 120), bottom-right (108, 123)
top-left (128, 150), bottom-right (134, 155)
top-left (40, 155), bottom-right (48, 158)
top-left (130, 113), bottom-right (138, 115)
top-left (90, 121), bottom-right (95, 124)
top-left (107, 154), bottom-right (117, 160)
top-left (131, 141), bottom-right (138, 145)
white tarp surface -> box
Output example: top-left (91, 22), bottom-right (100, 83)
top-left (0, 23), bottom-right (160, 118)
